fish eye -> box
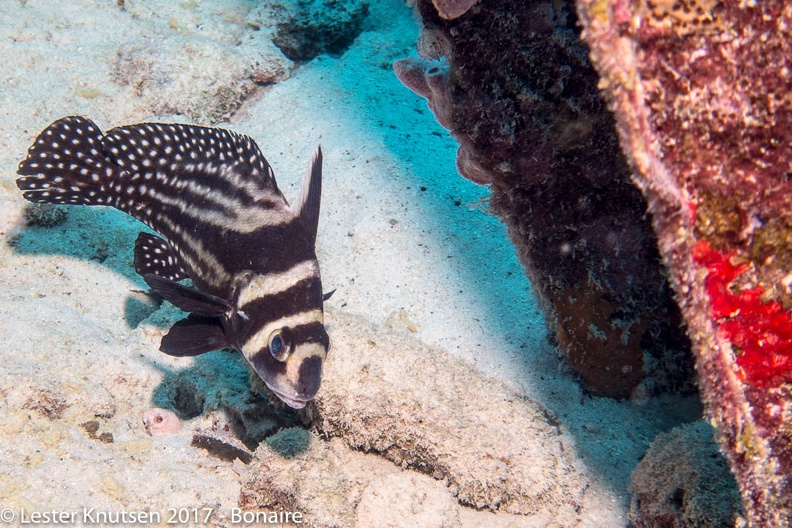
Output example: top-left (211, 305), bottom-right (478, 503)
top-left (268, 328), bottom-right (293, 362)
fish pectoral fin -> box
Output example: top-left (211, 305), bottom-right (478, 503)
top-left (323, 288), bottom-right (336, 301)
top-left (160, 315), bottom-right (229, 356)
top-left (144, 273), bottom-right (232, 317)
top-left (134, 232), bottom-right (189, 281)
top-left (290, 145), bottom-right (322, 247)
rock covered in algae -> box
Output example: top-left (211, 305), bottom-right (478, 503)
top-left (114, 36), bottom-right (287, 125)
top-left (576, 0), bottom-right (792, 523)
top-left (394, 0), bottom-right (694, 399)
top-left (240, 312), bottom-right (590, 525)
top-left (240, 429), bottom-right (461, 528)
top-left (110, 0), bottom-right (372, 124)
top-left (629, 420), bottom-right (742, 528)
top-left (248, 0), bottom-right (370, 62)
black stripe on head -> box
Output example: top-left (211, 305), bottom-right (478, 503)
top-left (247, 321), bottom-right (328, 371)
top-left (240, 276), bottom-right (324, 342)
top-left (296, 355), bottom-right (323, 398)
top-left (290, 321), bottom-right (330, 351)
top-left (249, 344), bottom-right (288, 377)
top-left (247, 321), bottom-right (328, 384)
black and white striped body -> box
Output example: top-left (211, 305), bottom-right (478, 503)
top-left (17, 116), bottom-right (329, 409)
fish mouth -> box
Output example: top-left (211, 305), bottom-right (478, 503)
top-left (269, 387), bottom-right (309, 409)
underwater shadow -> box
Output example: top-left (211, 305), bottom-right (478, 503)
top-left (147, 349), bottom-right (307, 456)
top-left (10, 204), bottom-right (168, 329)
top-left (319, 12), bottom-right (543, 380)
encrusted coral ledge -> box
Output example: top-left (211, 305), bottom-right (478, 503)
top-left (576, 0), bottom-right (792, 524)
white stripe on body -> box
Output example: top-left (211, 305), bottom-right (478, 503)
top-left (237, 261), bottom-right (320, 309)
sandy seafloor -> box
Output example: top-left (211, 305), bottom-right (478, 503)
top-left (0, 1), bottom-right (704, 526)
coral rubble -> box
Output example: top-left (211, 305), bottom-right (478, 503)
top-left (112, 0), bottom-right (370, 124)
top-left (114, 35), bottom-right (286, 125)
top-left (576, 0), bottom-right (792, 523)
top-left (303, 311), bottom-right (587, 517)
top-left (240, 433), bottom-right (462, 528)
top-left (394, 0), bottom-right (693, 398)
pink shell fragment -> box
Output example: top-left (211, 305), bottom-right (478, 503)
top-left (143, 408), bottom-right (182, 436)
top-left (432, 0), bottom-right (478, 20)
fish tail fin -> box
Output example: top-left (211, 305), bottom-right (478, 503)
top-left (16, 116), bottom-right (119, 207)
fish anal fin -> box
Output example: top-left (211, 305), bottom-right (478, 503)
top-left (160, 315), bottom-right (228, 357)
top-left (144, 273), bottom-right (231, 317)
top-left (134, 232), bottom-right (189, 281)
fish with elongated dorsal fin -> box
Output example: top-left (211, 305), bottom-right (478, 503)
top-left (16, 116), bottom-right (331, 409)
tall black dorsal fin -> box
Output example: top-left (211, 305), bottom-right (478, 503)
top-left (290, 146), bottom-right (322, 247)
top-left (134, 232), bottom-right (189, 282)
top-left (143, 273), bottom-right (231, 317)
top-left (160, 315), bottom-right (229, 356)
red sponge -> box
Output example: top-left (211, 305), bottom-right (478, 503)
top-left (694, 240), bottom-right (792, 387)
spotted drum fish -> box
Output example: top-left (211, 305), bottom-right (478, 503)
top-left (17, 116), bottom-right (330, 409)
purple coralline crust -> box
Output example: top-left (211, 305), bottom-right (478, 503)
top-left (399, 0), bottom-right (694, 398)
top-left (576, 0), bottom-right (792, 523)
top-left (394, 58), bottom-right (453, 131)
